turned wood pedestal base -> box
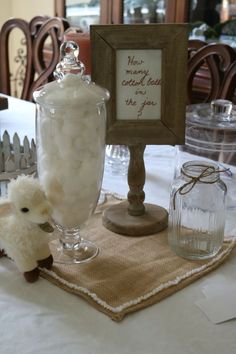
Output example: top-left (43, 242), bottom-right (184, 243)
top-left (103, 201), bottom-right (168, 236)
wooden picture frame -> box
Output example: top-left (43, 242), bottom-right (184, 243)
top-left (91, 24), bottom-right (188, 145)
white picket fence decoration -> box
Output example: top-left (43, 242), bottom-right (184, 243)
top-left (0, 130), bottom-right (37, 181)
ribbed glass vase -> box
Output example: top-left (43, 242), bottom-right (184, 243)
top-left (168, 160), bottom-right (227, 260)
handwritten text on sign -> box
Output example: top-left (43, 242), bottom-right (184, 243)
top-left (116, 49), bottom-right (162, 120)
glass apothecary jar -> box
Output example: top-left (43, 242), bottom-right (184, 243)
top-left (33, 41), bottom-right (109, 264)
top-left (176, 99), bottom-right (236, 210)
top-left (168, 160), bottom-right (227, 260)
top-left (181, 99), bottom-right (236, 166)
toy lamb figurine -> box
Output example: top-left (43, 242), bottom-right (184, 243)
top-left (0, 175), bottom-right (54, 282)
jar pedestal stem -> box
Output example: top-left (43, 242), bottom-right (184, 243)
top-left (102, 143), bottom-right (168, 236)
top-left (50, 225), bottom-right (99, 264)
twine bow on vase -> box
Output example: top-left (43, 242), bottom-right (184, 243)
top-left (173, 163), bottom-right (230, 210)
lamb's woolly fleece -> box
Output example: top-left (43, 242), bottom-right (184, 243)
top-left (0, 176), bottom-right (52, 272)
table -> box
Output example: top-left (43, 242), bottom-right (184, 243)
top-left (0, 95), bottom-right (236, 354)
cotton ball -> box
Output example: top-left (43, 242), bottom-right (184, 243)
top-left (70, 145), bottom-right (86, 162)
top-left (72, 138), bottom-right (91, 158)
top-left (77, 159), bottom-right (94, 184)
top-left (53, 202), bottom-right (90, 227)
top-left (61, 116), bottom-right (82, 139)
top-left (63, 174), bottom-right (80, 196)
top-left (69, 158), bottom-right (83, 171)
top-left (57, 138), bottom-right (74, 161)
top-left (38, 118), bottom-right (52, 148)
top-left (52, 113), bottom-right (67, 145)
top-left (38, 118), bottom-right (62, 156)
top-left (38, 150), bottom-right (62, 176)
top-left (50, 155), bottom-right (65, 172)
top-left (42, 173), bottom-right (65, 208)
top-left (37, 153), bottom-right (51, 174)
top-left (54, 113), bottom-right (65, 134)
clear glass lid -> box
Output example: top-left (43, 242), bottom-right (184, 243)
top-left (33, 41), bottom-right (110, 108)
top-left (186, 99), bottom-right (236, 130)
top-left (185, 99), bottom-right (236, 154)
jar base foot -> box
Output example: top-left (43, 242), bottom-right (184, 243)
top-left (170, 245), bottom-right (221, 260)
top-left (50, 239), bottom-right (99, 264)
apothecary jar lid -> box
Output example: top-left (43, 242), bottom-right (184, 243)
top-left (33, 40), bottom-right (110, 108)
top-left (185, 99), bottom-right (236, 160)
top-left (186, 99), bottom-right (236, 129)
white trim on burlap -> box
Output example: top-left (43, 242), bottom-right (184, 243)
top-left (40, 238), bottom-right (236, 314)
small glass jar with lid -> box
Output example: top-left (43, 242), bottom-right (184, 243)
top-left (168, 160), bottom-right (227, 260)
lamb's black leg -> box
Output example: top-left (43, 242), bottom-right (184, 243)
top-left (0, 249), bottom-right (6, 257)
top-left (24, 268), bottom-right (40, 282)
top-left (37, 255), bottom-right (53, 269)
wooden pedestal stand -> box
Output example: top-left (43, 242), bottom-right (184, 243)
top-left (103, 144), bottom-right (168, 236)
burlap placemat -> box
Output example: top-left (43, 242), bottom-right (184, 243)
top-left (40, 195), bottom-right (236, 321)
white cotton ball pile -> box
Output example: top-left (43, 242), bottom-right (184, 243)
top-left (36, 75), bottom-right (107, 229)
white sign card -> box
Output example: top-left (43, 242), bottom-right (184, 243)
top-left (116, 49), bottom-right (162, 120)
top-left (195, 276), bottom-right (236, 324)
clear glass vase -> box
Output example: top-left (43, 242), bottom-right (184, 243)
top-left (168, 160), bottom-right (227, 260)
top-left (105, 145), bottom-right (130, 175)
top-left (33, 41), bottom-right (109, 264)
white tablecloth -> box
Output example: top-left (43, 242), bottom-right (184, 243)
top-left (0, 95), bottom-right (236, 354)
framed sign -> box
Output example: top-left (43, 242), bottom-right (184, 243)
top-left (91, 24), bottom-right (188, 145)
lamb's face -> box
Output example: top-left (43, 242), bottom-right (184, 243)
top-left (17, 189), bottom-right (52, 224)
top-left (8, 176), bottom-right (52, 224)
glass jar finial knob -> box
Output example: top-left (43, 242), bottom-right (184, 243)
top-left (54, 40), bottom-right (85, 80)
top-left (210, 99), bottom-right (232, 121)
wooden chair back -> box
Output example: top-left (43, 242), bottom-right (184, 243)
top-left (0, 16), bottom-right (69, 101)
top-left (187, 40), bottom-right (236, 104)
top-left (219, 61), bottom-right (236, 101)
